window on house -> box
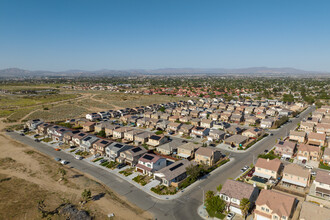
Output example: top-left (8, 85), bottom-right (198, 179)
top-left (282, 216), bottom-right (286, 220)
top-left (261, 207), bottom-right (265, 211)
top-left (266, 208), bottom-right (269, 212)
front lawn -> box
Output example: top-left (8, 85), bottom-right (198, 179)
top-left (258, 150), bottom-right (280, 160)
top-left (151, 185), bottom-right (177, 195)
top-left (319, 162), bottom-right (330, 170)
top-left (41, 137), bottom-right (52, 143)
top-left (119, 168), bottom-right (134, 176)
top-left (133, 175), bottom-right (152, 186)
top-left (93, 157), bottom-right (103, 162)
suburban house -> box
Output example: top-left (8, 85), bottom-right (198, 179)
top-left (200, 119), bottom-right (214, 128)
top-left (37, 122), bottom-right (52, 135)
top-left (72, 132), bottom-right (89, 147)
top-left (289, 131), bottom-right (306, 143)
top-left (297, 144), bottom-right (321, 162)
top-left (26, 119), bottom-right (43, 130)
top-left (147, 135), bottom-right (169, 146)
top-left (82, 121), bottom-right (96, 132)
top-left (52, 127), bottom-right (70, 141)
top-left (177, 142), bottom-right (201, 159)
top-left (299, 201), bottom-right (330, 220)
top-left (307, 132), bottom-right (326, 146)
top-left (260, 118), bottom-right (274, 129)
top-left (281, 163), bottom-right (311, 188)
top-left (224, 135), bottom-right (248, 148)
top-left (166, 122), bottom-right (182, 133)
top-left (124, 129), bottom-right (144, 142)
top-left (274, 139), bottom-right (297, 157)
top-left (299, 121), bottom-right (315, 133)
top-left (80, 135), bottom-right (100, 152)
top-left (104, 124), bottom-right (120, 137)
top-left (91, 139), bottom-right (112, 155)
top-left (208, 129), bottom-right (226, 142)
top-left (313, 170), bottom-right (330, 200)
top-left (190, 126), bottom-right (209, 138)
top-left (245, 116), bottom-right (260, 126)
top-left (178, 124), bottom-right (194, 135)
top-left (118, 146), bottom-right (147, 166)
top-left (323, 148), bottom-right (330, 164)
top-left (156, 139), bottom-right (184, 155)
top-left (105, 142), bottom-right (133, 162)
top-left (191, 118), bottom-right (201, 126)
top-left (154, 159), bottom-right (193, 187)
top-left (46, 125), bottom-right (60, 137)
top-left (242, 128), bottom-right (263, 139)
top-left (254, 190), bottom-right (296, 220)
top-left (194, 147), bottom-right (222, 166)
top-left (113, 127), bottom-right (133, 139)
top-left (225, 125), bottom-right (244, 135)
top-left (315, 123), bottom-right (330, 135)
top-left (134, 131), bottom-right (153, 145)
top-left (63, 130), bottom-right (80, 145)
top-left (94, 122), bottom-right (112, 133)
top-left (136, 153), bottom-right (167, 176)
top-left (85, 113), bottom-right (101, 121)
top-left (219, 179), bottom-right (259, 215)
top-left (254, 158), bottom-right (282, 180)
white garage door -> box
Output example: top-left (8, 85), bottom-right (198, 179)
top-left (298, 156), bottom-right (307, 161)
top-left (256, 214), bottom-right (270, 220)
top-left (229, 206), bottom-right (242, 215)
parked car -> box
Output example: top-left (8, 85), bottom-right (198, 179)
top-left (34, 134), bottom-right (39, 138)
top-left (264, 149), bottom-right (269, 153)
top-left (226, 213), bottom-right (235, 220)
top-left (61, 160), bottom-right (69, 165)
top-left (34, 139), bottom-right (40, 142)
top-left (305, 165), bottom-right (313, 169)
top-left (99, 159), bottom-right (107, 163)
top-left (240, 166), bottom-right (249, 172)
top-left (116, 163), bottom-right (126, 169)
top-left (6, 129), bottom-right (12, 132)
top-left (75, 155), bottom-right (83, 160)
top-left (311, 171), bottom-right (317, 176)
top-left (20, 133), bottom-right (25, 136)
top-left (54, 157), bottom-right (61, 161)
top-left (70, 146), bottom-right (76, 149)
top-left (55, 148), bottom-right (61, 151)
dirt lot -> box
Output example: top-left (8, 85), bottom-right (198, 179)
top-left (0, 121), bottom-right (152, 220)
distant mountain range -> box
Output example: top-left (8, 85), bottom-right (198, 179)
top-left (0, 67), bottom-right (329, 77)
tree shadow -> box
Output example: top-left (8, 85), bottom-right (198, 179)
top-left (92, 193), bottom-right (105, 201)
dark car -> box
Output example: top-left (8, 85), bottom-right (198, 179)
top-left (6, 129), bottom-right (12, 132)
top-left (20, 133), bottom-right (25, 136)
top-left (34, 134), bottom-right (39, 138)
top-left (70, 146), bottom-right (76, 149)
top-left (264, 149), bottom-right (269, 153)
top-left (302, 159), bottom-right (307, 164)
top-left (270, 133), bottom-right (274, 136)
top-left (54, 157), bottom-right (61, 161)
top-left (116, 163), bottom-right (126, 169)
top-left (34, 139), bottom-right (40, 142)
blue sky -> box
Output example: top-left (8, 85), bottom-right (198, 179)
top-left (1, 0), bottom-right (330, 71)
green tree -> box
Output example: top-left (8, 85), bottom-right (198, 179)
top-left (81, 189), bottom-right (92, 202)
top-left (240, 198), bottom-right (250, 219)
top-left (97, 130), bottom-right (106, 138)
top-left (205, 191), bottom-right (226, 217)
top-left (186, 165), bottom-right (204, 181)
top-left (216, 184), bottom-right (222, 193)
top-left (282, 94), bottom-right (294, 102)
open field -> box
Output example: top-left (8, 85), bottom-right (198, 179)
top-left (0, 121), bottom-right (152, 220)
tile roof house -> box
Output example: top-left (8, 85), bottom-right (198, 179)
top-left (156, 139), bottom-right (184, 155)
top-left (154, 159), bottom-right (193, 187)
top-left (245, 116), bottom-right (260, 126)
top-left (26, 119), bottom-right (43, 130)
top-left (136, 153), bottom-right (167, 176)
top-left (80, 135), bottom-right (100, 152)
top-left (224, 135), bottom-right (248, 148)
top-left (123, 129), bottom-right (144, 142)
top-left (82, 121), bottom-right (96, 132)
top-left (91, 139), bottom-right (112, 155)
top-left (63, 130), bottom-right (80, 145)
top-left (315, 123), bottom-right (330, 135)
top-left (254, 190), bottom-right (296, 220)
top-left (118, 146), bottom-right (147, 166)
top-left (297, 144), bottom-right (321, 162)
top-left (200, 119), bottom-right (214, 128)
top-left (72, 132), bottom-right (89, 147)
top-left (37, 122), bottom-right (52, 135)
top-left (274, 141), bottom-right (297, 158)
top-left (208, 129), bottom-right (226, 141)
top-left (194, 147), bottom-right (222, 166)
top-left (313, 170), bottom-right (330, 200)
top-left (134, 131), bottom-right (153, 145)
top-left (307, 132), bottom-right (326, 146)
top-left (113, 127), bottom-right (133, 139)
top-left (242, 128), bottom-right (263, 138)
top-left (299, 121), bottom-right (315, 133)
top-left (177, 142), bottom-right (201, 159)
top-left (105, 142), bottom-right (133, 162)
top-left (190, 126), bottom-right (209, 138)
top-left (147, 135), bottom-right (169, 147)
top-left (260, 118), bottom-right (274, 129)
top-left (289, 131), bottom-right (306, 143)
top-left (219, 179), bottom-right (259, 216)
top-left (104, 124), bottom-right (120, 137)
top-left (299, 201), bottom-right (330, 220)
top-left (166, 122), bottom-right (182, 133)
top-left (254, 158), bottom-right (282, 180)
top-left (281, 163), bottom-right (310, 188)
top-left (178, 124), bottom-right (194, 135)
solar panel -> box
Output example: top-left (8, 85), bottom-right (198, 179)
top-left (169, 163), bottom-right (183, 171)
top-left (143, 154), bottom-right (154, 160)
top-left (132, 147), bottom-right (142, 153)
top-left (79, 133), bottom-right (85, 136)
top-left (114, 143), bottom-right (123, 148)
top-left (150, 135), bottom-right (161, 140)
top-left (101, 140), bottom-right (108, 144)
top-left (85, 137), bottom-right (92, 141)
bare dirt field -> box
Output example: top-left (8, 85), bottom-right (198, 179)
top-left (0, 121), bottom-right (152, 220)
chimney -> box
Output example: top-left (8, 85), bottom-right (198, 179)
top-left (267, 158), bottom-right (269, 162)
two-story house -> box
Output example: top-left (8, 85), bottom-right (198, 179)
top-left (194, 147), bottom-right (222, 166)
top-left (208, 129), bottom-right (225, 142)
top-left (156, 140), bottom-right (184, 155)
top-left (177, 142), bottom-right (201, 159)
top-left (118, 146), bottom-right (147, 166)
top-left (147, 135), bottom-right (169, 147)
top-left (307, 132), bottom-right (326, 146)
top-left (105, 142), bottom-right (133, 162)
top-left (323, 148), bottom-right (330, 164)
top-left (297, 144), bottom-right (321, 162)
top-left (135, 153), bottom-right (167, 176)
top-left (190, 126), bottom-right (209, 138)
top-left (254, 190), bottom-right (296, 220)
top-left (281, 163), bottom-right (310, 188)
top-left (254, 158), bottom-right (282, 180)
top-left (80, 135), bottom-right (100, 152)
top-left (91, 139), bottom-right (112, 155)
top-left (313, 170), bottom-right (330, 200)
top-left (219, 179), bottom-right (259, 216)
top-left (274, 141), bottom-right (297, 158)
top-left (289, 131), bottom-right (306, 143)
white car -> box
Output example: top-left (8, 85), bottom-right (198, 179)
top-left (311, 171), bottom-right (317, 176)
top-left (227, 212), bottom-right (235, 220)
top-left (75, 155), bottom-right (83, 160)
top-left (305, 165), bottom-right (313, 169)
top-left (61, 160), bottom-right (69, 165)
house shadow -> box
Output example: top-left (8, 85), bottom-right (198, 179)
top-left (71, 174), bottom-right (84, 179)
top-left (92, 193), bottom-right (105, 201)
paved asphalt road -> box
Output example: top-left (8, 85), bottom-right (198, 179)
top-left (7, 106), bottom-right (314, 220)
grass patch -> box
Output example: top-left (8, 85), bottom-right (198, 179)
top-left (319, 162), bottom-right (330, 171)
top-left (151, 185), bottom-right (177, 195)
top-left (132, 175), bottom-right (151, 186)
top-left (258, 150), bottom-right (280, 160)
top-left (93, 157), bottom-right (103, 162)
top-left (42, 137), bottom-right (52, 143)
top-left (119, 168), bottom-right (134, 177)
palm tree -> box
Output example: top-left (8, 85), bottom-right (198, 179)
top-left (216, 184), bottom-right (222, 194)
top-left (240, 198), bottom-right (250, 219)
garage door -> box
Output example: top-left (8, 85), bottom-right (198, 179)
top-left (255, 214), bottom-right (270, 220)
top-left (229, 206), bottom-right (242, 215)
top-left (136, 168), bottom-right (144, 173)
top-left (298, 156), bottom-right (307, 161)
